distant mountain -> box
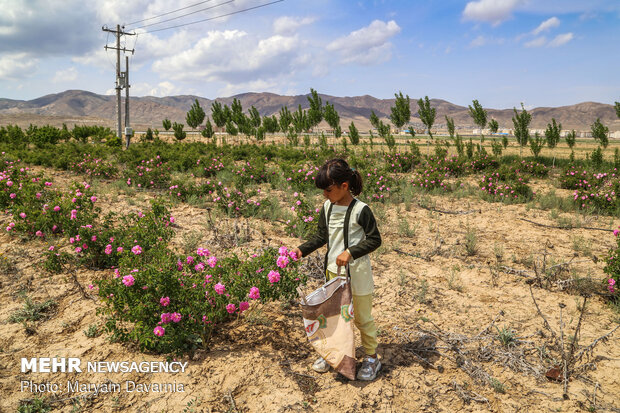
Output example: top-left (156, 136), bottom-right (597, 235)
top-left (0, 90), bottom-right (618, 133)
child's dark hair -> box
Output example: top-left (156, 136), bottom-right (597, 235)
top-left (315, 158), bottom-right (363, 196)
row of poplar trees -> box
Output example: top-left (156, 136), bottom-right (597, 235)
top-left (161, 91), bottom-right (620, 161)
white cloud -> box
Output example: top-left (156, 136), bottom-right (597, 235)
top-left (0, 53), bottom-right (38, 80)
top-left (152, 30), bottom-right (304, 86)
top-left (326, 20), bottom-right (401, 65)
top-left (130, 81), bottom-right (179, 97)
top-left (548, 33), bottom-right (574, 47)
top-left (470, 35), bottom-right (487, 47)
top-left (469, 35), bottom-right (505, 48)
top-left (524, 36), bottom-right (547, 48)
top-left (219, 79), bottom-right (279, 97)
top-left (462, 0), bottom-right (523, 26)
top-left (53, 67), bottom-right (78, 83)
top-left (273, 16), bottom-right (316, 35)
top-left (532, 17), bottom-right (560, 35)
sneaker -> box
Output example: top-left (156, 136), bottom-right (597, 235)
top-left (311, 357), bottom-right (330, 373)
top-left (357, 355), bottom-right (381, 381)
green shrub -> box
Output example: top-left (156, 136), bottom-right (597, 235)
top-left (96, 246), bottom-right (305, 353)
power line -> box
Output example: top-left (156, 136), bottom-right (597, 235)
top-left (126, 0), bottom-right (217, 26)
top-left (129, 0), bottom-right (234, 30)
top-left (141, 0), bottom-right (284, 34)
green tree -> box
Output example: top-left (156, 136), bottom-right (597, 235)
top-left (591, 117), bottom-right (609, 149)
top-left (279, 106), bottom-right (293, 132)
top-left (231, 98), bottom-right (244, 125)
top-left (369, 111), bottom-right (380, 129)
top-left (307, 88), bottom-right (323, 129)
top-left (262, 115), bottom-right (279, 134)
top-left (248, 106), bottom-right (261, 128)
top-left (186, 99), bottom-right (205, 129)
top-left (211, 101), bottom-right (227, 131)
top-left (544, 118), bottom-right (562, 166)
top-left (292, 104), bottom-right (308, 133)
top-left (529, 132), bottom-right (545, 159)
top-left (512, 103), bottom-right (531, 157)
top-left (468, 99), bottom-right (488, 143)
top-left (145, 127), bottom-right (154, 141)
top-left (565, 129), bottom-right (577, 160)
top-left (226, 120), bottom-right (238, 136)
top-left (390, 91), bottom-right (411, 131)
top-left (445, 115), bottom-right (455, 138)
top-left (201, 119), bottom-right (214, 140)
top-left (615, 101), bottom-right (620, 118)
top-left (162, 118), bottom-right (172, 131)
top-left (488, 119), bottom-right (499, 134)
top-left (348, 122), bottom-right (360, 145)
top-left (256, 126), bottom-right (266, 142)
top-left (60, 123), bottom-right (71, 142)
top-left (323, 102), bottom-right (341, 138)
top-left (417, 96), bottom-right (436, 155)
top-left (172, 122), bottom-right (186, 140)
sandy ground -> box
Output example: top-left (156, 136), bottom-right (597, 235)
top-left (0, 166), bottom-right (619, 413)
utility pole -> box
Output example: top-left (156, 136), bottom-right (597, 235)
top-left (102, 24), bottom-right (134, 143)
top-left (125, 56), bottom-right (131, 149)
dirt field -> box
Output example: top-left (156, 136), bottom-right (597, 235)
top-left (0, 166), bottom-right (619, 412)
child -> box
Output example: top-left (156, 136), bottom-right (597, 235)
top-left (291, 158), bottom-right (382, 381)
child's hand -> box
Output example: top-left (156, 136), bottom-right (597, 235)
top-left (291, 248), bottom-right (302, 261)
top-left (336, 250), bottom-right (352, 267)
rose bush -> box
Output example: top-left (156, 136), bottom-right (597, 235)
top-left (96, 245), bottom-right (305, 354)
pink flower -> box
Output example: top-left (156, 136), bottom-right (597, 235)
top-left (160, 313), bottom-right (171, 323)
top-left (239, 301), bottom-right (250, 312)
top-left (276, 255), bottom-right (289, 269)
top-left (160, 297), bottom-right (170, 307)
top-left (7, 181), bottom-right (13, 187)
top-left (614, 229), bottom-right (619, 237)
top-left (90, 196), bottom-right (97, 203)
top-left (248, 286), bottom-right (260, 300)
top-left (226, 303), bottom-right (237, 314)
top-left (214, 283), bottom-right (225, 295)
top-left (186, 255), bottom-right (194, 264)
top-left (170, 216), bottom-right (175, 224)
top-left (117, 246), bottom-right (123, 253)
top-left (9, 193), bottom-right (16, 199)
top-left (194, 263), bottom-right (205, 272)
top-left (19, 212), bottom-right (26, 219)
top-left (207, 256), bottom-right (217, 268)
top-left (91, 235), bottom-right (97, 242)
top-left (268, 270), bottom-right (281, 284)
top-left (197, 247), bottom-right (210, 257)
top-left (75, 247), bottom-right (82, 253)
top-left (131, 245), bottom-right (142, 255)
top-left (289, 250), bottom-right (299, 261)
top-left (35, 230), bottom-right (43, 237)
top-left (278, 246), bottom-right (288, 256)
top-left (171, 312), bottom-right (182, 323)
top-left (53, 206), bottom-right (60, 212)
top-left (48, 246), bottom-right (55, 251)
top-left (122, 275), bottom-right (135, 286)
top-left (70, 209), bottom-right (77, 220)
top-left (153, 326), bottom-right (165, 337)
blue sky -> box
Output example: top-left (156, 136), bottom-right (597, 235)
top-left (0, 0), bottom-right (618, 108)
